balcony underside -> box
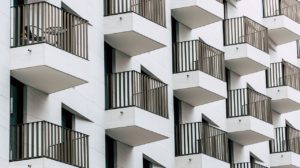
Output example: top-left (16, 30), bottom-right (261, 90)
top-left (267, 86), bottom-right (300, 113)
top-left (175, 154), bottom-right (230, 168)
top-left (270, 152), bottom-right (300, 168)
top-left (173, 71), bottom-right (227, 106)
top-left (227, 116), bottom-right (274, 145)
top-left (10, 44), bottom-right (88, 94)
top-left (171, 0), bottom-right (224, 28)
top-left (104, 13), bottom-right (167, 56)
top-left (263, 16), bottom-right (300, 45)
top-left (225, 44), bottom-right (270, 75)
top-left (105, 107), bottom-right (169, 146)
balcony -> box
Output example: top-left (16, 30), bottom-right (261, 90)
top-left (10, 2), bottom-right (88, 93)
top-left (175, 122), bottom-right (230, 168)
top-left (105, 71), bottom-right (169, 146)
top-left (104, 0), bottom-right (167, 56)
top-left (270, 126), bottom-right (300, 168)
top-left (171, 0), bottom-right (224, 29)
top-left (263, 0), bottom-right (300, 45)
top-left (173, 40), bottom-right (227, 106)
top-left (226, 88), bottom-right (274, 145)
top-left (9, 121), bottom-right (89, 168)
top-left (231, 162), bottom-right (268, 168)
top-left (266, 61), bottom-right (300, 113)
top-left (224, 16), bottom-right (270, 75)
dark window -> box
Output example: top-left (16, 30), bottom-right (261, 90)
top-left (62, 108), bottom-right (74, 129)
top-left (106, 135), bottom-right (116, 168)
top-left (105, 42), bottom-right (115, 109)
top-left (143, 158), bottom-right (152, 168)
top-left (10, 77), bottom-right (24, 160)
top-left (228, 139), bottom-right (234, 164)
top-left (174, 97), bottom-right (181, 126)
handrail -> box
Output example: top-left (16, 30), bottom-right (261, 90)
top-left (9, 121), bottom-right (89, 168)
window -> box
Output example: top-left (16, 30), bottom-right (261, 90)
top-left (62, 108), bottom-right (74, 129)
top-left (106, 136), bottom-right (116, 168)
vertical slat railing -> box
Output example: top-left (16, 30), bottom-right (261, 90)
top-left (173, 40), bottom-right (225, 81)
top-left (227, 88), bottom-right (272, 124)
top-left (11, 2), bottom-right (89, 59)
top-left (175, 122), bottom-right (229, 162)
top-left (108, 71), bottom-right (168, 118)
top-left (10, 121), bottom-right (89, 168)
top-left (263, 0), bottom-right (300, 23)
top-left (231, 162), bottom-right (268, 168)
top-left (104, 0), bottom-right (166, 27)
top-left (266, 61), bottom-right (300, 91)
top-left (270, 126), bottom-right (300, 154)
top-left (224, 16), bottom-right (269, 53)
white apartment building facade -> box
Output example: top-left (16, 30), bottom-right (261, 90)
top-left (1, 0), bottom-right (300, 168)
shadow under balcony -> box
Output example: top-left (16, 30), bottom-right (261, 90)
top-left (224, 16), bottom-right (270, 75)
top-left (175, 122), bottom-right (230, 168)
top-left (104, 0), bottom-right (167, 56)
top-left (270, 126), bottom-right (300, 168)
top-left (10, 2), bottom-right (89, 93)
top-left (171, 0), bottom-right (224, 29)
top-left (226, 88), bottom-right (274, 145)
top-left (9, 121), bottom-right (89, 168)
top-left (266, 61), bottom-right (300, 113)
top-left (263, 0), bottom-right (300, 45)
top-left (105, 71), bottom-right (169, 146)
top-left (173, 40), bottom-right (227, 106)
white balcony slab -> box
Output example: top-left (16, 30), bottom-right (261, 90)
top-left (9, 158), bottom-right (77, 168)
top-left (226, 116), bottom-right (274, 145)
top-left (270, 152), bottom-right (300, 168)
top-left (263, 15), bottom-right (300, 45)
top-left (267, 86), bottom-right (300, 113)
top-left (10, 44), bottom-right (88, 94)
top-left (173, 71), bottom-right (227, 106)
top-left (171, 0), bottom-right (224, 28)
top-left (105, 107), bottom-right (169, 146)
top-left (225, 44), bottom-right (270, 75)
top-left (104, 12), bottom-right (167, 56)
top-left (175, 154), bottom-right (230, 168)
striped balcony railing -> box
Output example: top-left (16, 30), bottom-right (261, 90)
top-left (263, 0), bottom-right (300, 23)
top-left (175, 122), bottom-right (229, 162)
top-left (104, 0), bottom-right (166, 27)
top-left (173, 40), bottom-right (225, 81)
top-left (231, 162), bottom-right (268, 168)
top-left (11, 2), bottom-right (89, 59)
top-left (227, 88), bottom-right (272, 124)
top-left (266, 61), bottom-right (300, 91)
top-left (107, 70), bottom-right (168, 118)
top-left (224, 16), bottom-right (269, 53)
top-left (10, 121), bottom-right (89, 168)
top-left (270, 126), bottom-right (300, 154)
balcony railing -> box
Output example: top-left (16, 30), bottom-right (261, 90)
top-left (263, 0), bottom-right (300, 23)
top-left (231, 162), bottom-right (268, 168)
top-left (224, 16), bottom-right (269, 53)
top-left (104, 0), bottom-right (166, 27)
top-left (173, 40), bottom-right (225, 81)
top-left (270, 126), bottom-right (300, 154)
top-left (175, 122), bottom-right (229, 162)
top-left (266, 61), bottom-right (300, 91)
top-left (227, 88), bottom-right (272, 124)
top-left (11, 2), bottom-right (89, 59)
top-left (107, 70), bottom-right (168, 118)
top-left (9, 121), bottom-right (89, 168)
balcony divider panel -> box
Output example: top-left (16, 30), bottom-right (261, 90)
top-left (270, 126), bottom-right (300, 154)
top-left (104, 0), bottom-right (166, 27)
top-left (263, 0), bottom-right (300, 23)
top-left (267, 61), bottom-right (300, 91)
top-left (175, 122), bottom-right (229, 163)
top-left (11, 2), bottom-right (89, 59)
top-left (227, 88), bottom-right (272, 124)
top-left (224, 16), bottom-right (269, 53)
top-left (108, 71), bottom-right (168, 118)
top-left (173, 40), bottom-right (225, 81)
top-left (10, 121), bottom-right (89, 168)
